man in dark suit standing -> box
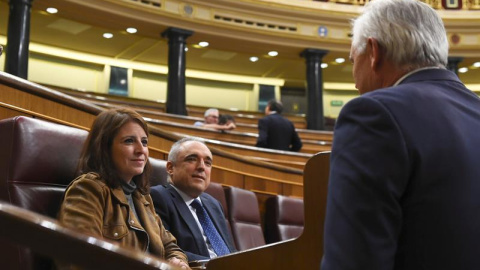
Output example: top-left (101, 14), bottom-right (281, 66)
top-left (322, 0), bottom-right (480, 269)
top-left (150, 137), bottom-right (236, 262)
top-left (256, 99), bottom-right (302, 152)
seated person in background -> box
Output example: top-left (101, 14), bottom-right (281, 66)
top-left (194, 108), bottom-right (236, 131)
top-left (256, 99), bottom-right (302, 152)
top-left (218, 114), bottom-right (236, 133)
top-left (218, 114), bottom-right (235, 126)
top-left (322, 0), bottom-right (480, 269)
top-left (57, 108), bottom-right (189, 269)
top-left (150, 137), bottom-right (237, 262)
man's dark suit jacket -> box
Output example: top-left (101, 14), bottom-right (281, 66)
top-left (256, 113), bottom-right (302, 152)
top-left (322, 68), bottom-right (480, 270)
top-left (150, 184), bottom-right (236, 261)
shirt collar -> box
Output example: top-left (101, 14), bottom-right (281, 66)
top-left (171, 184), bottom-right (199, 206)
top-left (393, 66), bottom-right (442, 86)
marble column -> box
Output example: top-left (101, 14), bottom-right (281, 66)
top-left (5, 0), bottom-right (33, 79)
top-left (301, 49), bottom-right (328, 130)
top-left (161, 27), bottom-right (193, 115)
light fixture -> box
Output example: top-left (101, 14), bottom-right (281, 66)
top-left (126, 27), bottom-right (137, 34)
top-left (268, 51), bottom-right (278, 57)
top-left (185, 47), bottom-right (189, 52)
top-left (249, 56), bottom-right (259, 62)
top-left (473, 62), bottom-right (480, 68)
top-left (321, 63), bottom-right (328, 68)
top-left (335, 58), bottom-right (345, 63)
top-left (120, 79), bottom-right (127, 85)
top-left (198, 41), bottom-right (209, 47)
top-left (458, 67), bottom-right (468, 73)
top-left (103, 33), bottom-right (113, 39)
top-left (46, 7), bottom-right (58, 14)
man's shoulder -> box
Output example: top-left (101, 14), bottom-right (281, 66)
top-left (200, 192), bottom-right (216, 200)
top-left (265, 113), bottom-right (290, 122)
top-left (150, 184), bottom-right (173, 197)
top-left (200, 192), bottom-right (222, 207)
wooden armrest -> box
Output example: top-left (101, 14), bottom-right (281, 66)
top-left (0, 203), bottom-right (180, 270)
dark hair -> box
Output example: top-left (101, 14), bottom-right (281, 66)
top-left (267, 99), bottom-right (283, 114)
top-left (77, 108), bottom-right (151, 194)
top-left (218, 114), bottom-right (235, 125)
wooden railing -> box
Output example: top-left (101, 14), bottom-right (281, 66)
top-left (99, 102), bottom-right (334, 143)
top-left (207, 152), bottom-right (329, 269)
top-left (145, 118), bottom-right (331, 155)
top-left (0, 203), bottom-right (180, 270)
top-left (50, 86), bottom-right (334, 144)
top-left (0, 71), bottom-right (304, 197)
top-left (53, 86), bottom-right (310, 129)
top-left (0, 151), bottom-right (330, 270)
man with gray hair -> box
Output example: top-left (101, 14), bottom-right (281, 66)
top-left (194, 108), bottom-right (236, 131)
top-left (322, 0), bottom-right (480, 269)
top-left (150, 137), bottom-right (236, 262)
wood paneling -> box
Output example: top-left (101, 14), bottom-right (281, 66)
top-left (1, 72), bottom-right (304, 198)
top-left (206, 152), bottom-right (330, 270)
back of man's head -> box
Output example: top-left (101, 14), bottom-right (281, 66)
top-left (351, 0), bottom-right (448, 70)
top-left (267, 100), bottom-right (283, 114)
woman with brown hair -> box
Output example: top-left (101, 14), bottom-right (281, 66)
top-left (58, 108), bottom-right (189, 269)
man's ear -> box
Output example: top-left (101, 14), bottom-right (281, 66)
top-left (367, 37), bottom-right (382, 71)
top-left (166, 161), bottom-right (174, 175)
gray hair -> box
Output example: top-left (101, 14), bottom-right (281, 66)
top-left (351, 0), bottom-right (448, 70)
top-left (168, 137), bottom-right (209, 164)
top-left (204, 108), bottom-right (219, 118)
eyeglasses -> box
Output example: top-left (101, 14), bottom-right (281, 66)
top-left (207, 115), bottom-right (219, 119)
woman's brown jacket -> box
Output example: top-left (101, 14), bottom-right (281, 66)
top-left (58, 173), bottom-right (188, 263)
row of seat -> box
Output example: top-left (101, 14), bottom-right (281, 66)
top-left (1, 74), bottom-right (306, 198)
top-left (0, 115), bottom-right (304, 268)
top-left (204, 183), bottom-right (304, 250)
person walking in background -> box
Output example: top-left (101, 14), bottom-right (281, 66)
top-left (256, 99), bottom-right (302, 152)
top-left (150, 137), bottom-right (236, 262)
top-left (322, 0), bottom-right (480, 269)
top-left (57, 108), bottom-right (189, 269)
top-left (194, 108), bottom-right (236, 131)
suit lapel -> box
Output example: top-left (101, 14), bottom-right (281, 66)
top-left (166, 185), bottom-right (207, 247)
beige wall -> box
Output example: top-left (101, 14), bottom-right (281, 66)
top-left (1, 49), bottom-right (357, 118)
top-left (0, 51), bottom-right (4, 72)
top-left (2, 49), bottom-right (357, 117)
top-left (12, 42), bottom-right (480, 119)
top-left (130, 70), bottom-right (255, 111)
top-left (29, 53), bottom-right (104, 91)
top-left (323, 90), bottom-right (358, 118)
top-left (131, 70), bottom-right (168, 102)
top-left (186, 77), bottom-right (254, 111)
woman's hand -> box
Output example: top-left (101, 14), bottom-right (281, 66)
top-left (168, 257), bottom-right (190, 269)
